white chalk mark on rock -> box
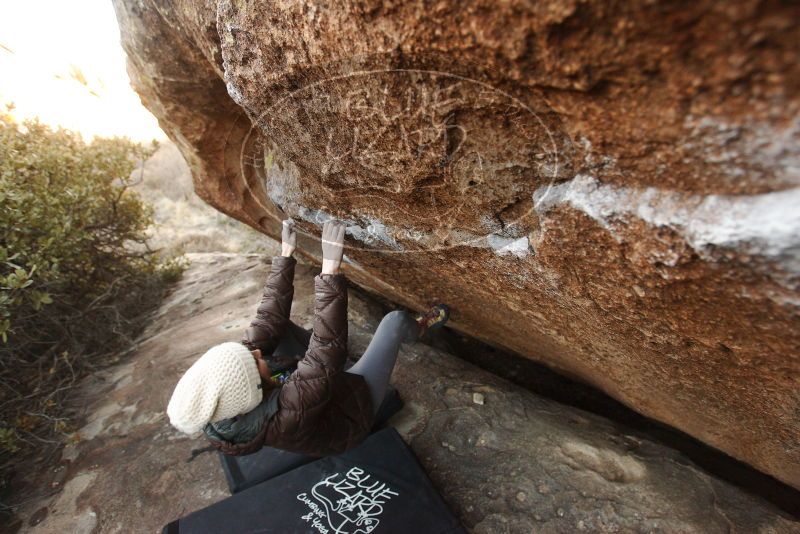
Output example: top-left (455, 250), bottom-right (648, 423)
top-left (533, 174), bottom-right (800, 276)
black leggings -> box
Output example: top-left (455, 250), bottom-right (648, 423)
top-left (273, 311), bottom-right (418, 415)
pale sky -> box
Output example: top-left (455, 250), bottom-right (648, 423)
top-left (0, 0), bottom-right (166, 142)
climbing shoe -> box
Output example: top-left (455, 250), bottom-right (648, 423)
top-left (415, 304), bottom-right (450, 338)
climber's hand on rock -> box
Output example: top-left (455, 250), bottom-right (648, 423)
top-left (281, 219), bottom-right (296, 257)
top-left (321, 220), bottom-right (345, 275)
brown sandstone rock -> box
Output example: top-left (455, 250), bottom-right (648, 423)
top-left (111, 0), bottom-right (800, 487)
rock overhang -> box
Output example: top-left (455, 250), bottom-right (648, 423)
top-left (113, 0), bottom-right (800, 489)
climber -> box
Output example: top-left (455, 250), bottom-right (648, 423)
top-left (166, 219), bottom-right (449, 456)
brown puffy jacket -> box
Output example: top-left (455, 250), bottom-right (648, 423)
top-left (208, 256), bottom-right (374, 457)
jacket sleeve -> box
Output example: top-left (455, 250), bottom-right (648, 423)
top-left (275, 273), bottom-right (348, 415)
top-left (241, 256), bottom-right (296, 355)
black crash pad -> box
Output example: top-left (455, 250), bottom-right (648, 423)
top-left (164, 427), bottom-right (466, 534)
top-left (219, 386), bottom-right (404, 494)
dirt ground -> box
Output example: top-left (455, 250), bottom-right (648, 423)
top-left (7, 253), bottom-right (798, 533)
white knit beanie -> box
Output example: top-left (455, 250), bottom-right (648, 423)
top-left (167, 342), bottom-right (262, 435)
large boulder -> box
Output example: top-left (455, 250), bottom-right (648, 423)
top-left (111, 0), bottom-right (800, 487)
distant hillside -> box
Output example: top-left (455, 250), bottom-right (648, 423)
top-left (131, 141), bottom-right (278, 256)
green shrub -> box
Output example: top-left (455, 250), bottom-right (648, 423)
top-left (0, 112), bottom-right (183, 489)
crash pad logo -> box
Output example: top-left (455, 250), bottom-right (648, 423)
top-left (296, 467), bottom-right (399, 534)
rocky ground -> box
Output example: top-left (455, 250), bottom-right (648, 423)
top-left (9, 253), bottom-right (798, 533)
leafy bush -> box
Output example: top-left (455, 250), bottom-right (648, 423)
top-left (0, 112), bottom-right (183, 486)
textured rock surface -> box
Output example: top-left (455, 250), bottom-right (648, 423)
top-left (112, 0), bottom-right (800, 487)
top-left (12, 254), bottom-right (798, 532)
